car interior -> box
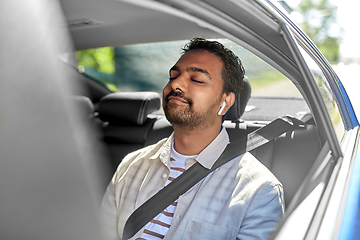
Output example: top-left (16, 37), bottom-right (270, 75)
top-left (2, 0), bottom-right (351, 239)
top-left (58, 0), bottom-right (331, 211)
top-left (69, 63), bottom-right (323, 209)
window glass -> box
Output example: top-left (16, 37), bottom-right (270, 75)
top-left (76, 39), bottom-right (310, 121)
top-left (299, 47), bottom-right (345, 141)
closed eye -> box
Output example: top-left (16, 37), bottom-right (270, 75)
top-left (191, 79), bottom-right (203, 84)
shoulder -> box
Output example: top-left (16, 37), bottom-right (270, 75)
top-left (227, 152), bottom-right (284, 206)
top-left (123, 137), bottom-right (168, 163)
top-left (228, 153), bottom-right (285, 217)
top-left (212, 152), bottom-right (283, 200)
top-left (239, 152), bottom-right (285, 209)
top-left (111, 137), bottom-right (169, 181)
top-left (237, 152), bottom-right (282, 187)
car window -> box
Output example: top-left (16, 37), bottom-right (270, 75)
top-left (76, 39), bottom-right (310, 121)
top-left (299, 47), bottom-right (345, 142)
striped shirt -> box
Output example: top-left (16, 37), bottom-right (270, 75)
top-left (136, 143), bottom-right (197, 240)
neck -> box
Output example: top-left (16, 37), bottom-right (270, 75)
top-left (172, 123), bottom-right (222, 155)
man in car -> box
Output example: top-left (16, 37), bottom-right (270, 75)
top-left (101, 37), bottom-right (284, 240)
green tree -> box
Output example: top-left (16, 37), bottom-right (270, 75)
top-left (76, 47), bottom-right (115, 74)
top-left (75, 47), bottom-right (119, 91)
top-left (296, 0), bottom-right (340, 63)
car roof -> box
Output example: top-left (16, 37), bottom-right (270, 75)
top-left (60, 0), bottom-right (303, 88)
top-left (61, 0), bottom-right (220, 49)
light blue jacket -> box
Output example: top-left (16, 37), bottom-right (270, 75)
top-left (101, 128), bottom-right (285, 240)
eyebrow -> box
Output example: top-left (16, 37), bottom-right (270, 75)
top-left (169, 66), bottom-right (212, 80)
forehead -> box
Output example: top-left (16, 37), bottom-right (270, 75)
top-left (173, 49), bottom-right (224, 75)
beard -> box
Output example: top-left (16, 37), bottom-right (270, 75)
top-left (163, 91), bottom-right (220, 131)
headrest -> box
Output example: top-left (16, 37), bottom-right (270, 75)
top-left (99, 92), bottom-right (161, 125)
top-left (225, 77), bottom-right (251, 121)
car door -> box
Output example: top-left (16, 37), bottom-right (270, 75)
top-left (267, 2), bottom-right (359, 239)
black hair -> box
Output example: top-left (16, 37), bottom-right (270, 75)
top-left (182, 37), bottom-right (245, 94)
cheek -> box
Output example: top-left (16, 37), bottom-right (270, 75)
top-left (204, 90), bottom-right (223, 109)
top-left (191, 91), bottom-right (216, 111)
top-left (162, 84), bottom-right (170, 99)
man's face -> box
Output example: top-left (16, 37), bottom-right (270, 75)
top-left (162, 49), bottom-right (226, 130)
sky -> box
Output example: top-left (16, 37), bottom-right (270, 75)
top-left (286, 0), bottom-right (360, 60)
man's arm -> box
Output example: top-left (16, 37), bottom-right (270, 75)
top-left (100, 180), bottom-right (121, 240)
top-left (237, 184), bottom-right (285, 240)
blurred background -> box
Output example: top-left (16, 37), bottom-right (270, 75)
top-left (75, 0), bottom-right (360, 109)
top-left (285, 0), bottom-right (360, 108)
top-left (285, 0), bottom-right (360, 64)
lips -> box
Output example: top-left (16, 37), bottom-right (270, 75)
top-left (164, 91), bottom-right (192, 106)
top-left (167, 96), bottom-right (188, 104)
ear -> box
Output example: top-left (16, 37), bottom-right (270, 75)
top-left (218, 92), bottom-right (235, 116)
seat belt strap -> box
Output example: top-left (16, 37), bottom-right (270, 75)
top-left (122, 115), bottom-right (304, 239)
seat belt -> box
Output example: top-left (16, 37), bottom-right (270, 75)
top-left (122, 115), bottom-right (305, 239)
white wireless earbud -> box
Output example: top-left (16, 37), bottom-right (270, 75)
top-left (218, 102), bottom-right (226, 115)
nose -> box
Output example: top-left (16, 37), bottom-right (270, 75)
top-left (169, 74), bottom-right (187, 92)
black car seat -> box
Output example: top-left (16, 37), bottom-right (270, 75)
top-left (223, 77), bottom-right (254, 133)
top-left (98, 92), bottom-right (161, 173)
top-left (221, 78), bottom-right (322, 206)
top-left (225, 77), bottom-right (252, 124)
top-left (250, 116), bottom-right (322, 206)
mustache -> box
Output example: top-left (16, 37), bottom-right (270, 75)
top-left (164, 91), bottom-right (193, 106)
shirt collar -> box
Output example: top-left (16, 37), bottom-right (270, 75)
top-left (151, 128), bottom-right (229, 170)
top-left (149, 132), bottom-right (174, 167)
top-left (195, 128), bottom-right (229, 169)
